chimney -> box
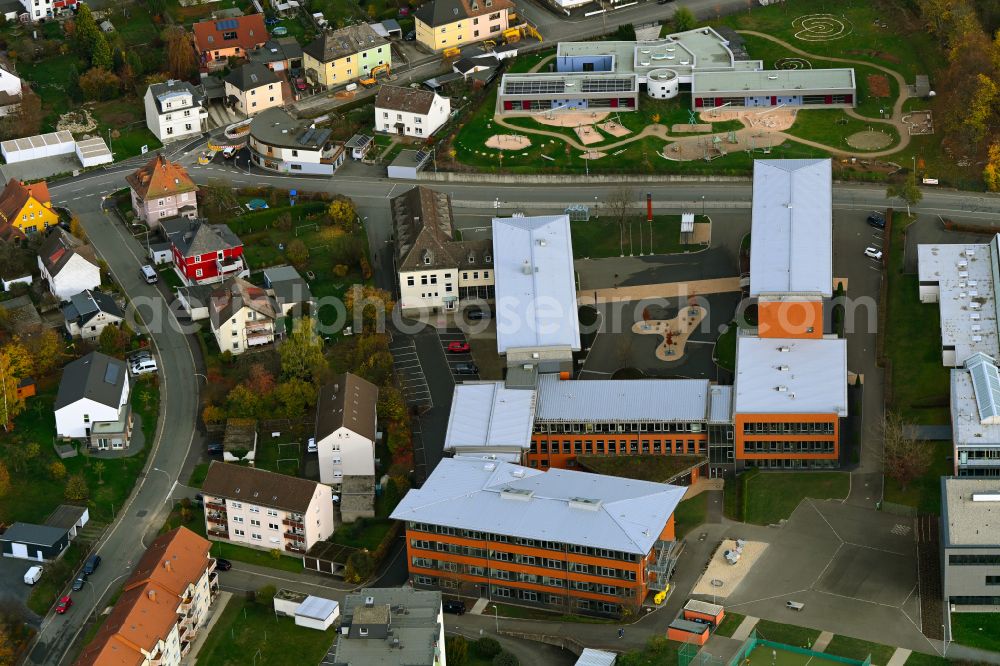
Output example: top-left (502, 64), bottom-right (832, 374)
top-left (148, 589), bottom-right (156, 601)
top-left (164, 559), bottom-right (172, 571)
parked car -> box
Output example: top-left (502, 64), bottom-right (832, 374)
top-left (307, 437), bottom-right (317, 453)
top-left (447, 341), bottom-right (470, 353)
top-left (55, 596), bottom-right (73, 614)
top-left (214, 558), bottom-right (232, 571)
top-left (23, 566), bottom-right (42, 585)
top-left (454, 362), bottom-right (479, 375)
top-left (867, 212), bottom-right (886, 229)
top-left (443, 600), bottom-right (466, 615)
top-left (129, 349), bottom-right (153, 362)
top-left (130, 357), bottom-right (158, 376)
top-left (466, 309), bottom-right (489, 321)
top-left (404, 30), bottom-right (415, 41)
top-left (207, 443), bottom-right (224, 456)
top-left (198, 151), bottom-right (214, 165)
top-left (295, 77), bottom-right (307, 91)
top-left (864, 246), bottom-right (883, 260)
top-left (72, 576), bottom-right (85, 591)
top-left (140, 264), bottom-right (158, 284)
top-left (82, 554), bottom-right (101, 576)
top-left (222, 146), bottom-right (238, 159)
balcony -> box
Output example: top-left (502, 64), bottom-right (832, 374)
top-left (217, 256), bottom-right (245, 276)
top-left (282, 518), bottom-right (304, 530)
top-left (284, 531), bottom-right (305, 542)
top-left (208, 528), bottom-right (229, 539)
top-left (205, 501), bottom-right (226, 512)
top-left (285, 543), bottom-right (305, 554)
top-left (206, 513), bottom-right (227, 525)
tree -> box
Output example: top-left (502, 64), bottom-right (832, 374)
top-left (163, 26), bottom-right (198, 80)
top-left (94, 461), bottom-right (105, 484)
top-left (280, 317), bottom-right (325, 384)
top-left (377, 386), bottom-right (407, 427)
top-left (26, 329), bottom-right (62, 377)
top-left (985, 142), bottom-right (1000, 191)
top-left (147, 0), bottom-right (167, 18)
top-left (0, 89), bottom-right (41, 140)
top-left (886, 178), bottom-right (923, 216)
top-left (327, 197), bottom-right (357, 228)
top-left (48, 461), bottom-right (67, 481)
top-left (65, 474), bottom-right (89, 501)
top-left (672, 6), bottom-right (696, 32)
top-left (99, 324), bottom-right (126, 356)
top-left (255, 584), bottom-right (277, 605)
top-left (445, 636), bottom-right (468, 666)
top-left (247, 364), bottom-right (275, 396)
top-left (358, 350), bottom-right (393, 387)
top-left (473, 637), bottom-right (502, 659)
top-left (0, 340), bottom-right (32, 427)
top-left (344, 550), bottom-right (376, 583)
top-left (273, 378), bottom-right (317, 418)
top-left (73, 4), bottom-right (102, 62)
top-left (492, 652), bottom-right (519, 666)
top-left (227, 384), bottom-right (262, 418)
top-left (602, 186), bottom-right (635, 256)
top-left (344, 285), bottom-right (394, 334)
top-left (0, 461), bottom-right (9, 498)
top-left (79, 68), bottom-right (121, 101)
top-left (200, 180), bottom-right (239, 216)
top-left (286, 239), bottom-right (309, 268)
top-left (880, 412), bottom-right (931, 492)
top-left (966, 73), bottom-right (999, 142)
top-left (91, 34), bottom-right (113, 71)
top-left (0, 622), bottom-right (15, 666)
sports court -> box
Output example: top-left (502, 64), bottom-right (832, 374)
top-left (684, 631), bottom-right (869, 666)
top-left (741, 643), bottom-right (860, 666)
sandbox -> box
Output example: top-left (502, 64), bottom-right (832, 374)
top-left (573, 125), bottom-right (604, 145)
top-left (597, 121), bottom-right (632, 137)
top-left (486, 134), bottom-right (532, 150)
top-left (632, 305), bottom-right (706, 362)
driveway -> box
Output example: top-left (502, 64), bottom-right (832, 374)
top-left (0, 558), bottom-right (40, 627)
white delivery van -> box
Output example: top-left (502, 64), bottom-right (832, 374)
top-left (24, 566), bottom-right (42, 585)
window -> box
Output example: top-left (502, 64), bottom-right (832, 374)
top-left (416, 117), bottom-right (422, 124)
top-left (234, 528), bottom-right (245, 537)
top-left (249, 506), bottom-right (259, 513)
top-left (251, 533), bottom-right (262, 541)
top-left (250, 519), bottom-right (261, 526)
top-left (233, 516), bottom-right (244, 523)
top-left (268, 523), bottom-right (279, 530)
top-left (407, 276), bottom-right (415, 286)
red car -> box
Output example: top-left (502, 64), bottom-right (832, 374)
top-left (447, 341), bottom-right (470, 353)
top-left (295, 78), bottom-right (307, 91)
top-left (55, 596), bottom-right (73, 614)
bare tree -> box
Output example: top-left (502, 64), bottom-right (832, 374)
top-left (602, 186), bottom-right (635, 257)
top-left (880, 411), bottom-right (931, 491)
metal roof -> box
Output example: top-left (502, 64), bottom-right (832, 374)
top-left (684, 598), bottom-right (724, 615)
top-left (734, 336), bottom-right (847, 416)
top-left (297, 595), bottom-right (339, 620)
top-left (692, 68), bottom-right (855, 94)
top-left (444, 382), bottom-right (536, 452)
top-left (708, 385), bottom-right (733, 423)
top-left (390, 457), bottom-right (685, 555)
top-left (749, 159), bottom-right (833, 298)
top-left (575, 649), bottom-right (618, 666)
top-left (492, 215), bottom-right (581, 354)
top-left (966, 353), bottom-right (1000, 423)
top-left (1, 522), bottom-right (66, 547)
top-left (535, 374), bottom-right (710, 422)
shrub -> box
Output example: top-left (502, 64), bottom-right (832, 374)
top-left (473, 637), bottom-right (502, 658)
top-left (64, 473), bottom-right (89, 500)
top-left (445, 636), bottom-right (468, 666)
top-left (344, 550), bottom-right (376, 583)
top-left (493, 651), bottom-right (519, 666)
top-left (333, 264), bottom-right (349, 277)
top-left (48, 461), bottom-right (67, 481)
top-left (255, 584), bottom-right (277, 605)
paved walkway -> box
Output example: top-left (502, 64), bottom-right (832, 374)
top-left (470, 597), bottom-right (490, 615)
top-left (731, 615), bottom-right (760, 642)
top-left (683, 478), bottom-right (724, 500)
top-left (886, 648), bottom-right (911, 666)
top-left (813, 631), bottom-right (835, 652)
top-left (577, 277), bottom-right (742, 306)
top-left (187, 591), bottom-right (232, 665)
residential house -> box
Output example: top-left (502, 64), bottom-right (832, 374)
top-left (161, 218), bottom-right (246, 286)
top-left (54, 351), bottom-right (133, 451)
top-left (200, 462), bottom-right (335, 554)
top-left (248, 107), bottom-right (345, 175)
top-left (248, 37), bottom-right (303, 74)
top-left (126, 154), bottom-right (199, 226)
top-left (193, 14), bottom-right (268, 71)
top-left (37, 228), bottom-right (101, 301)
top-left (143, 80), bottom-right (208, 143)
top-left (262, 264), bottom-right (313, 316)
top-left (74, 527), bottom-right (219, 666)
top-left (302, 24), bottom-right (390, 89)
top-left (1, 505), bottom-right (88, 561)
top-left (62, 289), bottom-right (124, 341)
top-left (324, 588), bottom-right (446, 666)
top-left (0, 67), bottom-right (23, 116)
top-left (392, 186), bottom-right (494, 314)
top-left (392, 457), bottom-right (685, 618)
top-left (940, 477), bottom-right (1000, 611)
top-left (224, 62), bottom-right (284, 117)
top-left (19, 0), bottom-right (77, 21)
top-left (374, 85), bottom-right (451, 138)
top-left (414, 0), bottom-right (514, 52)
top-left (208, 277), bottom-right (277, 354)
top-left (315, 373), bottom-right (378, 522)
top-left (0, 178), bottom-right (58, 236)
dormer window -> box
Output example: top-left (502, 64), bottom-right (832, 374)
top-left (485, 253), bottom-right (492, 263)
top-left (468, 254), bottom-right (475, 264)
top-left (423, 253), bottom-right (432, 265)
top-left (360, 627), bottom-right (369, 636)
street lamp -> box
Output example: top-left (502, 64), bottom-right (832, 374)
top-left (701, 195), bottom-right (706, 217)
top-left (492, 604), bottom-right (499, 633)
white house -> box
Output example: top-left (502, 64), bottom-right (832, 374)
top-left (37, 228), bottom-right (101, 302)
top-left (248, 107), bottom-right (346, 176)
top-left (143, 80), bottom-right (208, 143)
top-left (315, 373), bottom-right (378, 522)
top-left (54, 352), bottom-right (132, 450)
top-left (208, 277), bottom-right (278, 354)
top-left (0, 68), bottom-right (23, 116)
top-left (62, 289), bottom-right (123, 341)
top-left (374, 85), bottom-right (450, 138)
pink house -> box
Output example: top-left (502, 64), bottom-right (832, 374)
top-left (125, 154), bottom-right (199, 227)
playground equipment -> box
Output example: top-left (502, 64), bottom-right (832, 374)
top-left (360, 63), bottom-right (390, 87)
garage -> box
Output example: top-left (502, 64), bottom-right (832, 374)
top-left (1, 523), bottom-right (70, 561)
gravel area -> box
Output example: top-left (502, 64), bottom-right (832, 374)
top-left (691, 539), bottom-right (769, 599)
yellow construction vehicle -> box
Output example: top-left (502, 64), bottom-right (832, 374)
top-left (502, 27), bottom-right (521, 44)
top-left (442, 46), bottom-right (461, 61)
top-left (359, 63), bottom-right (391, 87)
top-left (482, 39), bottom-right (497, 51)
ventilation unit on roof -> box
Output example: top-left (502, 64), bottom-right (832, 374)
top-left (538, 238), bottom-right (547, 246)
top-left (972, 492), bottom-right (1000, 501)
top-left (972, 313), bottom-right (982, 320)
top-left (501, 487), bottom-right (534, 501)
top-left (569, 497), bottom-right (602, 511)
top-left (974, 324), bottom-right (982, 332)
top-left (967, 248), bottom-right (977, 256)
top-left (777, 365), bottom-right (789, 371)
top-left (959, 260), bottom-right (968, 268)
top-left (365, 596), bottom-right (375, 607)
top-left (775, 385), bottom-right (788, 392)
top-left (777, 346), bottom-right (790, 352)
top-left (974, 335), bottom-right (983, 342)
top-left (521, 260), bottom-right (532, 275)
top-left (484, 462), bottom-right (496, 471)
top-left (512, 469), bottom-right (525, 478)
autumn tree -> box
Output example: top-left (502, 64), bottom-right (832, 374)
top-left (0, 620), bottom-right (15, 666)
top-left (0, 340), bottom-right (32, 427)
top-left (286, 239), bottom-right (309, 268)
top-left (79, 68), bottom-right (121, 101)
top-left (327, 197), bottom-right (357, 228)
top-left (227, 384), bottom-right (262, 418)
top-left (886, 177), bottom-right (923, 216)
top-left (163, 26), bottom-right (198, 80)
top-left (280, 317), bottom-right (325, 384)
top-left (344, 285), bottom-right (394, 334)
top-left (985, 143), bottom-right (1000, 191)
top-left (99, 324), bottom-right (127, 356)
top-left (200, 180), bottom-right (239, 216)
top-left (0, 89), bottom-right (41, 140)
top-left (64, 474), bottom-right (90, 501)
top-left (247, 363), bottom-right (276, 396)
top-left (49, 461), bottom-right (67, 481)
top-left (0, 461), bottom-right (9, 497)
top-left (881, 412), bottom-right (931, 492)
top-left (273, 378), bottom-right (317, 418)
top-left (602, 185), bottom-right (636, 257)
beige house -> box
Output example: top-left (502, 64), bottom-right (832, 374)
top-left (201, 462), bottom-right (336, 554)
top-left (414, 0), bottom-right (514, 51)
top-left (302, 23), bottom-right (390, 90)
top-left (224, 62), bottom-right (284, 117)
top-left (208, 277), bottom-right (278, 354)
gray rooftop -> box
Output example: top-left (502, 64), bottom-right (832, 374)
top-left (62, 289), bottom-right (123, 327)
top-left (326, 587), bottom-right (442, 666)
top-left (692, 68), bottom-right (855, 94)
top-left (1, 522), bottom-right (67, 547)
top-left (44, 505), bottom-right (88, 531)
top-left (942, 477), bottom-right (1000, 547)
top-left (225, 62), bottom-right (280, 92)
top-left (391, 457), bottom-right (685, 555)
top-left (535, 374), bottom-right (710, 423)
top-left (249, 107), bottom-right (332, 151)
top-left (444, 382), bottom-right (536, 453)
top-left (950, 365), bottom-right (1000, 451)
top-left (54, 352), bottom-right (128, 411)
top-left (147, 79), bottom-right (204, 113)
top-left (734, 336), bottom-right (847, 416)
top-left (708, 385), bottom-right (733, 424)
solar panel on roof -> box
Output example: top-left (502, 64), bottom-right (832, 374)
top-left (216, 18), bottom-right (238, 30)
top-left (298, 128), bottom-right (315, 145)
top-left (104, 363), bottom-right (120, 385)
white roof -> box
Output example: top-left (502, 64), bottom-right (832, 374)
top-left (951, 367), bottom-right (1000, 449)
top-left (749, 159), bottom-right (833, 297)
top-left (390, 457), bottom-right (685, 555)
top-left (1, 130), bottom-right (73, 156)
top-left (492, 215), bottom-right (581, 354)
top-left (576, 649), bottom-right (618, 666)
top-left (734, 336), bottom-right (847, 416)
top-left (444, 382), bottom-right (536, 452)
top-left (684, 598), bottom-right (724, 615)
top-left (297, 595), bottom-right (338, 620)
top-left (918, 238), bottom-right (1000, 364)
top-left (535, 374), bottom-right (709, 422)
top-left (942, 477), bottom-right (1000, 546)
top-left (75, 137), bottom-right (112, 160)
top-left (708, 385), bottom-right (733, 423)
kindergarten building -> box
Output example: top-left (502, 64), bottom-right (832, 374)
top-left (496, 27), bottom-right (855, 114)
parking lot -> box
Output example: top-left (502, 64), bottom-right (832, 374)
top-left (388, 336), bottom-right (433, 409)
top-left (0, 557), bottom-right (40, 626)
top-left (438, 329), bottom-right (481, 381)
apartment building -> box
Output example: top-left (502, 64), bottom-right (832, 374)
top-left (201, 462), bottom-right (335, 554)
top-left (391, 457), bottom-right (685, 618)
top-left (315, 373), bottom-right (378, 522)
top-left (143, 80), bottom-right (208, 143)
top-left (941, 477), bottom-right (1000, 611)
top-left (302, 23), bottom-right (390, 90)
top-left (733, 336), bottom-right (847, 470)
top-left (414, 0), bottom-right (514, 52)
top-left (750, 158), bottom-right (832, 339)
top-left (208, 277), bottom-right (278, 354)
top-left (75, 527), bottom-right (218, 666)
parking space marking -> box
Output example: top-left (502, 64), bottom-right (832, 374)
top-left (389, 336), bottom-right (433, 408)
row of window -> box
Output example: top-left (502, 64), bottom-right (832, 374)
top-left (410, 577), bottom-right (622, 615)
top-left (949, 595), bottom-right (1000, 605)
top-left (410, 542), bottom-right (638, 579)
top-left (230, 516), bottom-right (280, 531)
top-left (232, 528), bottom-right (282, 544)
top-left (742, 422), bottom-right (835, 435)
top-left (223, 501), bottom-right (279, 517)
top-left (534, 422), bottom-right (704, 434)
top-left (744, 458), bottom-right (840, 469)
top-left (531, 439), bottom-right (705, 456)
top-left (407, 523), bottom-right (641, 562)
top-left (948, 554), bottom-right (1000, 566)
top-left (741, 441), bottom-right (836, 454)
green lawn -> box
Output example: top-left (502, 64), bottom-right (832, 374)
top-left (26, 542), bottom-right (84, 615)
top-left (673, 493), bottom-right (708, 539)
top-left (714, 322), bottom-right (738, 372)
top-left (714, 611), bottom-right (746, 638)
top-left (195, 597), bottom-right (336, 666)
top-left (951, 612), bottom-right (1000, 652)
top-left (160, 503), bottom-right (207, 538)
top-left (743, 471), bottom-right (850, 525)
top-left (753, 619), bottom-right (822, 648)
top-left (825, 634), bottom-right (896, 665)
top-left (785, 109), bottom-right (900, 153)
top-left (208, 539), bottom-right (304, 573)
top-left (328, 486), bottom-right (402, 551)
top-left (19, 53), bottom-right (80, 129)
top-left (618, 636), bottom-right (681, 666)
top-left (882, 440), bottom-right (952, 514)
top-left (903, 652), bottom-right (950, 666)
top-left (188, 462), bottom-right (210, 488)
top-left (575, 454), bottom-right (705, 484)
top-left (885, 214), bottom-right (950, 423)
top-left (504, 49), bottom-right (555, 75)
top-left (111, 3), bottom-right (161, 46)
top-left (571, 215), bottom-right (706, 258)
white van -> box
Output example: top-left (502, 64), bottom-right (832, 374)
top-left (131, 357), bottom-right (158, 376)
top-left (140, 265), bottom-right (158, 284)
top-left (786, 601), bottom-right (804, 611)
top-left (24, 566), bottom-right (42, 585)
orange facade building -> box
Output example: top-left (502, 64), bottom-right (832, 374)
top-left (391, 457), bottom-right (686, 618)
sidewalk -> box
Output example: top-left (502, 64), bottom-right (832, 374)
top-left (187, 590), bottom-right (232, 665)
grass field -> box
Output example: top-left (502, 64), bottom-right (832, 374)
top-left (571, 215), bottom-right (706, 258)
top-left (715, 612), bottom-right (746, 638)
top-left (824, 634), bottom-right (895, 665)
top-left (576, 454), bottom-right (705, 484)
top-left (743, 472), bottom-right (850, 525)
top-left (951, 612), bottom-right (1000, 652)
top-left (746, 643), bottom-right (851, 666)
top-left (785, 109), bottom-right (900, 153)
top-left (881, 440), bottom-right (952, 513)
top-left (753, 620), bottom-right (822, 648)
top-left (673, 493), bottom-right (708, 539)
top-left (208, 538), bottom-right (304, 574)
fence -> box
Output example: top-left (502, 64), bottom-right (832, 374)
top-left (728, 631), bottom-right (871, 666)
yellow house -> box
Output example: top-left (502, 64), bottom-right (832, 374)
top-left (415, 0), bottom-right (514, 52)
top-left (0, 179), bottom-right (58, 236)
top-left (302, 24), bottom-right (391, 90)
